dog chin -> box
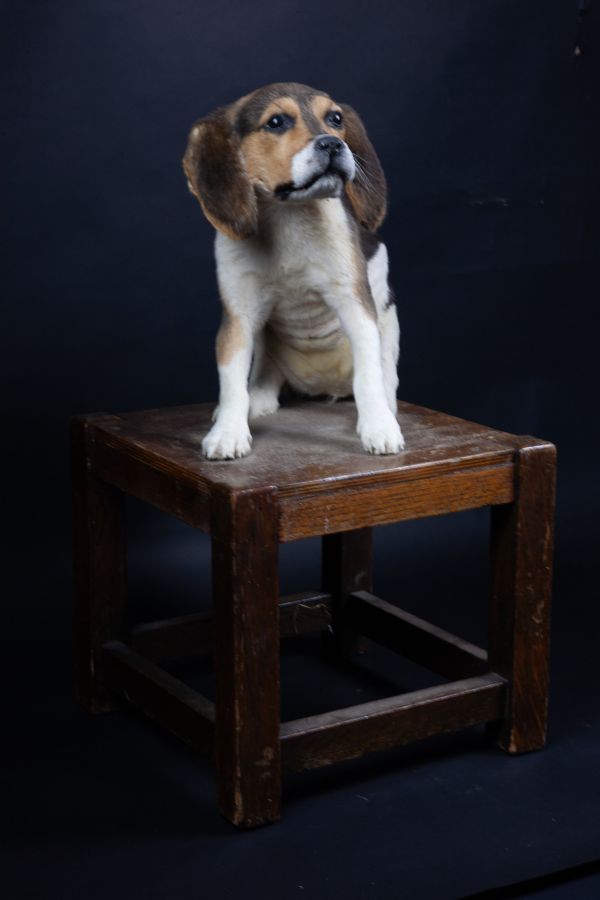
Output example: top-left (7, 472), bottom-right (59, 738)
top-left (288, 172), bottom-right (345, 201)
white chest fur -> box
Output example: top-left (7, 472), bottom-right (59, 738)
top-left (205, 198), bottom-right (403, 458)
top-left (215, 198), bottom-right (361, 395)
top-left (216, 198), bottom-right (355, 309)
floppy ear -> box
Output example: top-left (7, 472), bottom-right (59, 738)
top-left (182, 108), bottom-right (258, 240)
top-left (340, 104), bottom-right (387, 232)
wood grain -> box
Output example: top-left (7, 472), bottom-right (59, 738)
top-left (71, 415), bottom-right (127, 713)
top-left (87, 422), bottom-right (210, 532)
top-left (83, 401), bottom-right (519, 540)
top-left (91, 399), bottom-right (522, 493)
top-left (488, 440), bottom-right (556, 753)
top-left (103, 641), bottom-right (215, 754)
top-left (279, 461), bottom-right (514, 540)
top-left (281, 674), bottom-right (507, 771)
top-left (72, 399), bottom-right (556, 826)
top-left (211, 486), bottom-right (282, 827)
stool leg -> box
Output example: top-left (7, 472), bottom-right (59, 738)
top-left (71, 417), bottom-right (127, 713)
top-left (211, 487), bottom-right (281, 827)
top-left (489, 442), bottom-right (556, 753)
top-left (322, 527), bottom-right (373, 654)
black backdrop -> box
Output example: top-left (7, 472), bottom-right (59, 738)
top-left (3, 2), bottom-right (599, 898)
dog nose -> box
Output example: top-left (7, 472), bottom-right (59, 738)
top-left (316, 135), bottom-right (344, 155)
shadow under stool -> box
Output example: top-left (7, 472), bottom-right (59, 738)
top-left (71, 399), bottom-right (556, 828)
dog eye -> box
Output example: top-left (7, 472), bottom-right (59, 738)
top-left (326, 110), bottom-right (343, 128)
top-left (263, 114), bottom-right (292, 131)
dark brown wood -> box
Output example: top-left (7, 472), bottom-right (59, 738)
top-left (131, 591), bottom-right (333, 662)
top-left (71, 415), bottom-right (127, 713)
top-left (85, 401), bottom-right (519, 541)
top-left (102, 641), bottom-right (214, 754)
top-left (71, 399), bottom-right (556, 826)
top-left (347, 590), bottom-right (488, 680)
top-left (280, 462), bottom-right (513, 540)
top-left (281, 674), bottom-right (507, 771)
top-left (211, 486), bottom-right (282, 828)
top-left (87, 419), bottom-right (211, 532)
top-left (489, 440), bottom-right (556, 753)
top-left (322, 527), bottom-right (372, 654)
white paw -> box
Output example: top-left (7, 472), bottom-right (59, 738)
top-left (357, 412), bottom-right (405, 455)
top-left (202, 421), bottom-right (252, 460)
top-left (249, 388), bottom-right (280, 420)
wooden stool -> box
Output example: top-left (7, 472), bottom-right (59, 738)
top-left (71, 400), bottom-right (556, 828)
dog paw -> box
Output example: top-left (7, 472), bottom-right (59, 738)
top-left (357, 413), bottom-right (405, 455)
top-left (202, 421), bottom-right (252, 460)
top-left (249, 388), bottom-right (280, 420)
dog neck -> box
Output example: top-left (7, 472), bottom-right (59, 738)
top-left (253, 195), bottom-right (349, 250)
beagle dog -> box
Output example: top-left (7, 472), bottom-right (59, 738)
top-left (183, 82), bottom-right (405, 459)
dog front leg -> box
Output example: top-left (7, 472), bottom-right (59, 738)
top-left (202, 310), bottom-right (255, 460)
top-left (248, 330), bottom-right (285, 420)
top-left (337, 302), bottom-right (405, 454)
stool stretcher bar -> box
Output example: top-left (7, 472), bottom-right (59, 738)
top-left (347, 590), bottom-right (488, 681)
top-left (280, 674), bottom-right (507, 771)
top-left (102, 588), bottom-right (505, 776)
top-left (130, 591), bottom-right (334, 662)
top-left (102, 643), bottom-right (506, 775)
top-left (102, 641), bottom-right (215, 754)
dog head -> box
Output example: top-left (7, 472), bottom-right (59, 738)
top-left (183, 82), bottom-right (387, 240)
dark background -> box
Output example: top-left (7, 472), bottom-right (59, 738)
top-left (2, 1), bottom-right (599, 898)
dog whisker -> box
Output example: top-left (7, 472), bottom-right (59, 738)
top-left (352, 155), bottom-right (386, 202)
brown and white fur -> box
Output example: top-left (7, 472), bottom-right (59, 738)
top-left (183, 82), bottom-right (404, 459)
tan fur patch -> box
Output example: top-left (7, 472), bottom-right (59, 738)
top-left (351, 240), bottom-right (377, 320)
top-left (310, 95), bottom-right (345, 137)
top-left (216, 305), bottom-right (246, 365)
top-left (240, 98), bottom-right (314, 191)
top-left (258, 97), bottom-right (302, 127)
top-left (270, 332), bottom-right (354, 397)
top-left (310, 95), bottom-right (332, 119)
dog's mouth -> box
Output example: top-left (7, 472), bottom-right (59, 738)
top-left (275, 167), bottom-right (346, 201)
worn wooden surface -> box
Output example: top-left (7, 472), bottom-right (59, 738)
top-left (281, 674), bottom-right (507, 771)
top-left (488, 440), bottom-right (556, 753)
top-left (72, 399), bottom-right (556, 827)
top-left (71, 415), bottom-right (127, 712)
top-left (86, 419), bottom-right (210, 531)
top-left (211, 487), bottom-right (282, 828)
top-left (85, 400), bottom-right (518, 540)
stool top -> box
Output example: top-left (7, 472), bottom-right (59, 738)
top-left (95, 399), bottom-right (523, 495)
top-left (82, 400), bottom-right (552, 539)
